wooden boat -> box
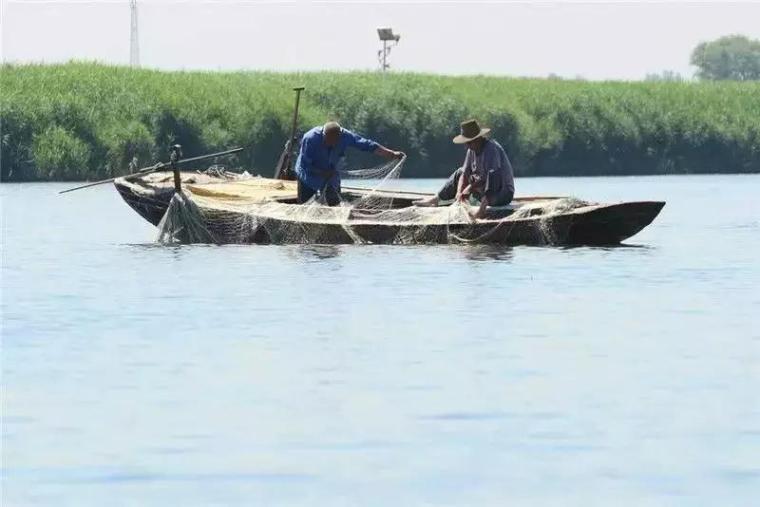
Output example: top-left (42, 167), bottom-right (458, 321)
top-left (114, 171), bottom-right (665, 246)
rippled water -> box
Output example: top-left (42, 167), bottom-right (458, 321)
top-left (2, 175), bottom-right (759, 506)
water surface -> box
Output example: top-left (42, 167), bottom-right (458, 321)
top-left (2, 175), bottom-right (759, 506)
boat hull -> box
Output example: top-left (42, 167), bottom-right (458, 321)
top-left (195, 201), bottom-right (665, 246)
top-left (114, 173), bottom-right (665, 246)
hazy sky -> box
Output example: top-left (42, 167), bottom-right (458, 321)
top-left (2, 1), bottom-right (760, 80)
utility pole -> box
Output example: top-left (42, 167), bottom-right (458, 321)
top-left (130, 0), bottom-right (140, 67)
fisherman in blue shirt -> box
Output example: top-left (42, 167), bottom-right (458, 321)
top-left (295, 121), bottom-right (404, 205)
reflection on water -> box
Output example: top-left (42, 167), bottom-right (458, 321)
top-left (2, 176), bottom-right (759, 506)
top-left (457, 245), bottom-right (514, 262)
top-left (292, 244), bottom-right (343, 261)
top-left (285, 243), bottom-right (515, 263)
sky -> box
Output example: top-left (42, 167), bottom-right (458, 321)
top-left (2, 1), bottom-right (760, 80)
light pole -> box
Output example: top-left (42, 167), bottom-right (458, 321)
top-left (377, 27), bottom-right (400, 72)
top-left (130, 0), bottom-right (140, 67)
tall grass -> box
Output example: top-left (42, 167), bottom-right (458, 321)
top-left (1, 62), bottom-right (759, 181)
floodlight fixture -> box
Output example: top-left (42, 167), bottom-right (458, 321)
top-left (377, 28), bottom-right (395, 41)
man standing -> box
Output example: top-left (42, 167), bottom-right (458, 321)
top-left (294, 121), bottom-right (404, 206)
top-left (415, 119), bottom-right (515, 218)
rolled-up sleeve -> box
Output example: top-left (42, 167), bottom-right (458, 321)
top-left (344, 130), bottom-right (379, 153)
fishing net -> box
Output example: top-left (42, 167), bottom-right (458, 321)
top-left (157, 191), bottom-right (217, 244)
top-left (153, 157), bottom-right (591, 246)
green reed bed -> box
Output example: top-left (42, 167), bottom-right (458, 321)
top-left (1, 62), bottom-right (758, 181)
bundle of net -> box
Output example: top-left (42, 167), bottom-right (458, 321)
top-left (277, 156), bottom-right (418, 244)
top-left (435, 195), bottom-right (593, 245)
top-left (157, 190), bottom-right (217, 244)
top-left (509, 197), bottom-right (591, 245)
top-left (339, 156), bottom-right (477, 245)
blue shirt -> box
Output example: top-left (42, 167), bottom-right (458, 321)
top-left (294, 126), bottom-right (379, 192)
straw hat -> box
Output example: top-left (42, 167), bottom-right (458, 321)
top-left (452, 119), bottom-right (491, 144)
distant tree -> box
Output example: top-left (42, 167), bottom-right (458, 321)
top-left (690, 35), bottom-right (760, 81)
top-left (645, 70), bottom-right (684, 82)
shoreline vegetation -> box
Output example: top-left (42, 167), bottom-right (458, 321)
top-left (1, 62), bottom-right (759, 182)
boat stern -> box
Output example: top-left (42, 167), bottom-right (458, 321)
top-left (566, 201), bottom-right (666, 245)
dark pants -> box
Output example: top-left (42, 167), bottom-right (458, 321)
top-left (298, 179), bottom-right (341, 206)
top-left (437, 168), bottom-right (513, 206)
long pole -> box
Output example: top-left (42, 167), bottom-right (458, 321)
top-left (59, 147), bottom-right (244, 194)
top-left (275, 86), bottom-right (305, 180)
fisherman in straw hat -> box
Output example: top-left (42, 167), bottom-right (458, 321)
top-left (415, 119), bottom-right (515, 218)
top-left (295, 121), bottom-right (404, 206)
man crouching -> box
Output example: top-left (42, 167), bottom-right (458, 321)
top-left (415, 119), bottom-right (514, 219)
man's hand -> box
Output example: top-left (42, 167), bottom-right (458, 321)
top-left (375, 146), bottom-right (405, 160)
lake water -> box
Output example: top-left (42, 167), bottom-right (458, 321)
top-left (2, 175), bottom-right (759, 506)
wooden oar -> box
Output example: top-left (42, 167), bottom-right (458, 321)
top-left (274, 86), bottom-right (305, 180)
top-left (59, 147), bottom-right (245, 194)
